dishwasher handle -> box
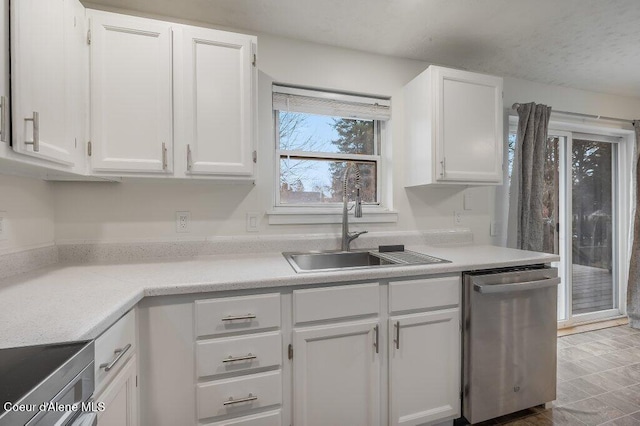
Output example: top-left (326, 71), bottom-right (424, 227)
top-left (473, 276), bottom-right (560, 294)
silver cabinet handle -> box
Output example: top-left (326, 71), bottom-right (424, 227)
top-left (222, 353), bottom-right (257, 363)
top-left (162, 142), bottom-right (168, 170)
top-left (187, 144), bottom-right (192, 171)
top-left (24, 111), bottom-right (39, 152)
top-left (440, 157), bottom-right (446, 178)
top-left (473, 277), bottom-right (561, 294)
top-left (373, 325), bottom-right (379, 354)
top-left (0, 96), bottom-right (7, 142)
top-left (221, 314), bottom-right (256, 322)
top-left (394, 321), bottom-right (400, 349)
top-left (223, 393), bottom-right (258, 406)
top-left (99, 343), bottom-right (132, 372)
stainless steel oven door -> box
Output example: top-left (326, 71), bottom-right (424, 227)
top-left (25, 362), bottom-right (95, 426)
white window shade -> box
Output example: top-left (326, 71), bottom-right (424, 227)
top-left (273, 85), bottom-right (391, 121)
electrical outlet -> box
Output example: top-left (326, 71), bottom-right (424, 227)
top-left (0, 212), bottom-right (6, 241)
top-left (454, 211), bottom-right (463, 226)
top-left (176, 211), bottom-right (190, 233)
top-left (246, 212), bottom-right (260, 232)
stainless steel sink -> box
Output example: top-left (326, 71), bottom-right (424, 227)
top-left (283, 249), bottom-right (450, 273)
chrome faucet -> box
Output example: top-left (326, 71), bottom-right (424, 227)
top-left (341, 162), bottom-right (368, 251)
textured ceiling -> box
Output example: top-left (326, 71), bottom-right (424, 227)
top-left (89, 0), bottom-right (640, 97)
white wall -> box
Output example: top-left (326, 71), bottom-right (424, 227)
top-left (51, 31), bottom-right (640, 246)
top-left (0, 174), bottom-right (55, 253)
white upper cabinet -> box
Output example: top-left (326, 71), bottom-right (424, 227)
top-left (404, 65), bottom-right (503, 186)
top-left (89, 11), bottom-right (173, 174)
top-left (174, 26), bottom-right (256, 178)
top-left (11, 0), bottom-right (85, 167)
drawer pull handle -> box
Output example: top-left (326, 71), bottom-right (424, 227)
top-left (223, 353), bottom-right (257, 363)
top-left (221, 314), bottom-right (256, 322)
top-left (223, 393), bottom-right (258, 406)
top-left (99, 343), bottom-right (132, 372)
top-left (394, 321), bottom-right (400, 350)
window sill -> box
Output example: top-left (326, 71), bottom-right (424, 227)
top-left (267, 207), bottom-right (399, 225)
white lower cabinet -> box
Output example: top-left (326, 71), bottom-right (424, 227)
top-left (96, 354), bottom-right (139, 426)
top-left (293, 320), bottom-right (381, 426)
top-left (138, 276), bottom-right (461, 426)
top-left (94, 309), bottom-right (139, 426)
top-left (389, 310), bottom-right (461, 426)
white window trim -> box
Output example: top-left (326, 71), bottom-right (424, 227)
top-left (268, 85), bottom-right (396, 225)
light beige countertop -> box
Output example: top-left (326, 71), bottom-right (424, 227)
top-left (0, 244), bottom-right (558, 349)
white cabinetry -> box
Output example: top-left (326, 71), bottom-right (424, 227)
top-left (195, 294), bottom-right (283, 424)
top-left (174, 26), bottom-right (256, 178)
top-left (292, 283), bottom-right (381, 426)
top-left (138, 276), bottom-right (461, 426)
top-left (293, 320), bottom-right (381, 426)
top-left (88, 11), bottom-right (173, 174)
top-left (11, 0), bottom-right (86, 167)
top-left (88, 11), bottom-right (257, 179)
top-left (388, 277), bottom-right (461, 426)
top-left (94, 308), bottom-right (139, 426)
top-left (96, 355), bottom-right (138, 426)
top-left (404, 65), bottom-right (503, 186)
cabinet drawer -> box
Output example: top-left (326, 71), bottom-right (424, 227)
top-left (197, 331), bottom-right (282, 378)
top-left (94, 308), bottom-right (136, 391)
top-left (196, 294), bottom-right (281, 337)
top-left (205, 409), bottom-right (281, 426)
top-left (197, 370), bottom-right (282, 420)
top-left (389, 276), bottom-right (460, 313)
top-left (293, 283), bottom-right (379, 324)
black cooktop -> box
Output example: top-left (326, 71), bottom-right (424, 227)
top-left (0, 341), bottom-right (88, 415)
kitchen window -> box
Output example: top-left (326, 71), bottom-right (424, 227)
top-left (270, 85), bottom-right (396, 224)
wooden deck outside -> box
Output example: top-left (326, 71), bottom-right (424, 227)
top-left (572, 263), bottom-right (614, 315)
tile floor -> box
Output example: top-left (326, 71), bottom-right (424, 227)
top-left (474, 324), bottom-right (640, 425)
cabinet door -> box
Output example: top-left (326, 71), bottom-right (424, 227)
top-left (434, 67), bottom-right (502, 183)
top-left (96, 354), bottom-right (138, 426)
top-left (174, 26), bottom-right (255, 177)
top-left (293, 320), bottom-right (380, 426)
top-left (11, 0), bottom-right (78, 166)
top-left (89, 11), bottom-right (172, 173)
top-left (389, 309), bottom-right (460, 426)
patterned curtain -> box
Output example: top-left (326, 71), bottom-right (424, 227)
top-left (507, 102), bottom-right (552, 251)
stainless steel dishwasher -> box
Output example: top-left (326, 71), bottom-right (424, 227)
top-left (462, 266), bottom-right (560, 424)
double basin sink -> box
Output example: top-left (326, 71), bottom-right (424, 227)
top-left (283, 249), bottom-right (450, 273)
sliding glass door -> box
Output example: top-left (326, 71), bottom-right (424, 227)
top-left (510, 127), bottom-right (622, 324)
top-left (563, 134), bottom-right (619, 323)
